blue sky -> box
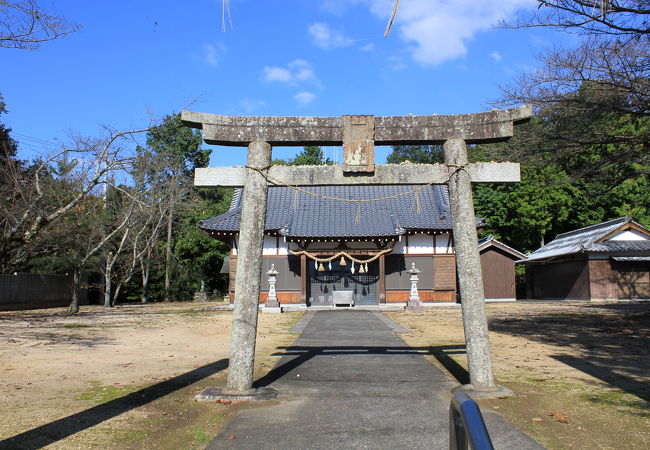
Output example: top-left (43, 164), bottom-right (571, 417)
top-left (2, 0), bottom-right (567, 167)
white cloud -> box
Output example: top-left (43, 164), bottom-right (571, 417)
top-left (294, 91), bottom-right (317, 106)
top-left (355, 0), bottom-right (534, 66)
top-left (489, 51), bottom-right (502, 62)
top-left (202, 43), bottom-right (225, 67)
top-left (263, 59), bottom-right (316, 85)
top-left (263, 66), bottom-right (293, 83)
top-left (309, 22), bottom-right (353, 49)
top-left (387, 55), bottom-right (405, 71)
top-left (240, 98), bottom-right (266, 113)
top-left (293, 91), bottom-right (316, 106)
top-left (360, 42), bottom-right (375, 52)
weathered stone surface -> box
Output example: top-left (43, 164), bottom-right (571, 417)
top-left (194, 162), bottom-right (520, 187)
top-left (195, 386), bottom-right (278, 402)
top-left (444, 139), bottom-right (495, 388)
top-left (451, 383), bottom-right (514, 400)
top-left (182, 112), bottom-right (344, 146)
top-left (375, 106), bottom-right (532, 144)
top-left (343, 115), bottom-right (375, 172)
top-left (226, 140), bottom-right (272, 393)
top-left (181, 106), bottom-right (532, 146)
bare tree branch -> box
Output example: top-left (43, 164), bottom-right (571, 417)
top-left (0, 0), bottom-right (81, 49)
top-left (501, 1), bottom-right (650, 39)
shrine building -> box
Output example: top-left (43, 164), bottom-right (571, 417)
top-left (203, 184), bottom-right (489, 307)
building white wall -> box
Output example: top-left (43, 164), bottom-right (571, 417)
top-left (408, 234), bottom-right (434, 254)
top-left (262, 236), bottom-right (278, 255)
top-left (435, 232), bottom-right (453, 254)
top-left (278, 238), bottom-right (290, 255)
top-left (608, 229), bottom-right (649, 241)
top-left (232, 233), bottom-right (455, 256)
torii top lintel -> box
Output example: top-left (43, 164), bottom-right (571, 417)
top-left (180, 105), bottom-right (532, 147)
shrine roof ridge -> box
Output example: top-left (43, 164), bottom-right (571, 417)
top-left (181, 105), bottom-right (532, 146)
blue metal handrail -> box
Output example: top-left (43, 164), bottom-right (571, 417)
top-left (449, 392), bottom-right (494, 450)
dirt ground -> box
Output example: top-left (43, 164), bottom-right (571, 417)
top-left (1, 302), bottom-right (649, 449)
top-left (0, 303), bottom-right (303, 449)
top-left (386, 301), bottom-right (650, 450)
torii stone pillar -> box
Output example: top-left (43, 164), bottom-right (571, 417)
top-left (182, 107), bottom-right (531, 398)
top-left (225, 140), bottom-right (271, 393)
top-left (445, 139), bottom-right (500, 395)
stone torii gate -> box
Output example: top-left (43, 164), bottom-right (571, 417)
top-left (182, 106), bottom-right (531, 399)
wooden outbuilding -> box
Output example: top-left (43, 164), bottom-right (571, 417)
top-left (523, 217), bottom-right (650, 300)
top-left (478, 235), bottom-right (526, 301)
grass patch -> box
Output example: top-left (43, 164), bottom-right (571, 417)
top-left (77, 381), bottom-right (139, 403)
top-left (524, 377), bottom-right (588, 394)
top-left (192, 426), bottom-right (212, 445)
top-left (584, 388), bottom-right (650, 417)
top-left (110, 428), bottom-right (150, 444)
top-left (56, 324), bottom-right (93, 329)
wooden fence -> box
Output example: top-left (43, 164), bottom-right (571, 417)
top-left (0, 274), bottom-right (88, 310)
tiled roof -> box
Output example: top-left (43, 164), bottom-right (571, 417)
top-left (199, 185), bottom-right (454, 238)
top-left (588, 240), bottom-right (650, 252)
top-left (526, 217), bottom-right (650, 261)
top-left (478, 235), bottom-right (526, 259)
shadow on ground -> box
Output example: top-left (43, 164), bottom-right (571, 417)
top-left (489, 302), bottom-right (650, 403)
top-left (428, 345), bottom-right (470, 385)
top-left (254, 345), bottom-right (434, 388)
top-left (0, 359), bottom-right (228, 449)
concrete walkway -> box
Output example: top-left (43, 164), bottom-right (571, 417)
top-left (207, 311), bottom-right (542, 449)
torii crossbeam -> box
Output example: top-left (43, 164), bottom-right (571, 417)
top-left (182, 106), bottom-right (531, 399)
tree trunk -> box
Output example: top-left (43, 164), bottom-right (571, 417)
top-left (104, 252), bottom-right (113, 307)
top-left (68, 270), bottom-right (81, 314)
top-left (141, 258), bottom-right (150, 303)
top-left (164, 208), bottom-right (173, 301)
top-left (112, 283), bottom-right (122, 306)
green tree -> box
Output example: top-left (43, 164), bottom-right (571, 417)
top-left (123, 114), bottom-right (234, 303)
top-left (169, 188), bottom-right (232, 300)
top-left (139, 113), bottom-right (211, 300)
top-left (273, 145), bottom-right (332, 165)
top-left (386, 145), bottom-right (443, 164)
top-left (0, 94), bottom-right (18, 161)
top-left (474, 164), bottom-right (581, 251)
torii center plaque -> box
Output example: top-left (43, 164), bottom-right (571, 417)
top-left (182, 106), bottom-right (531, 398)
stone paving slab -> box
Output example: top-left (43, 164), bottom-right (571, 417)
top-left (207, 311), bottom-right (543, 449)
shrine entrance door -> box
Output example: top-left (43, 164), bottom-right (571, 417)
top-left (308, 259), bottom-right (379, 306)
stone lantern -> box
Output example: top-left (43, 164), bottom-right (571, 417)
top-left (265, 264), bottom-right (280, 308)
top-left (405, 262), bottom-right (423, 311)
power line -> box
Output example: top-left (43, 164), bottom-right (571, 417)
top-left (12, 132), bottom-right (62, 148)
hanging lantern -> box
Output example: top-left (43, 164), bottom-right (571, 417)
top-left (359, 264), bottom-right (366, 274)
top-left (339, 256), bottom-right (347, 266)
top-left (318, 263), bottom-right (325, 272)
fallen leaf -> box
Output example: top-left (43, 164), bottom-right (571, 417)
top-left (228, 435), bottom-right (236, 439)
top-left (532, 417), bottom-right (543, 422)
top-left (497, 395), bottom-right (509, 399)
top-left (549, 412), bottom-right (569, 424)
